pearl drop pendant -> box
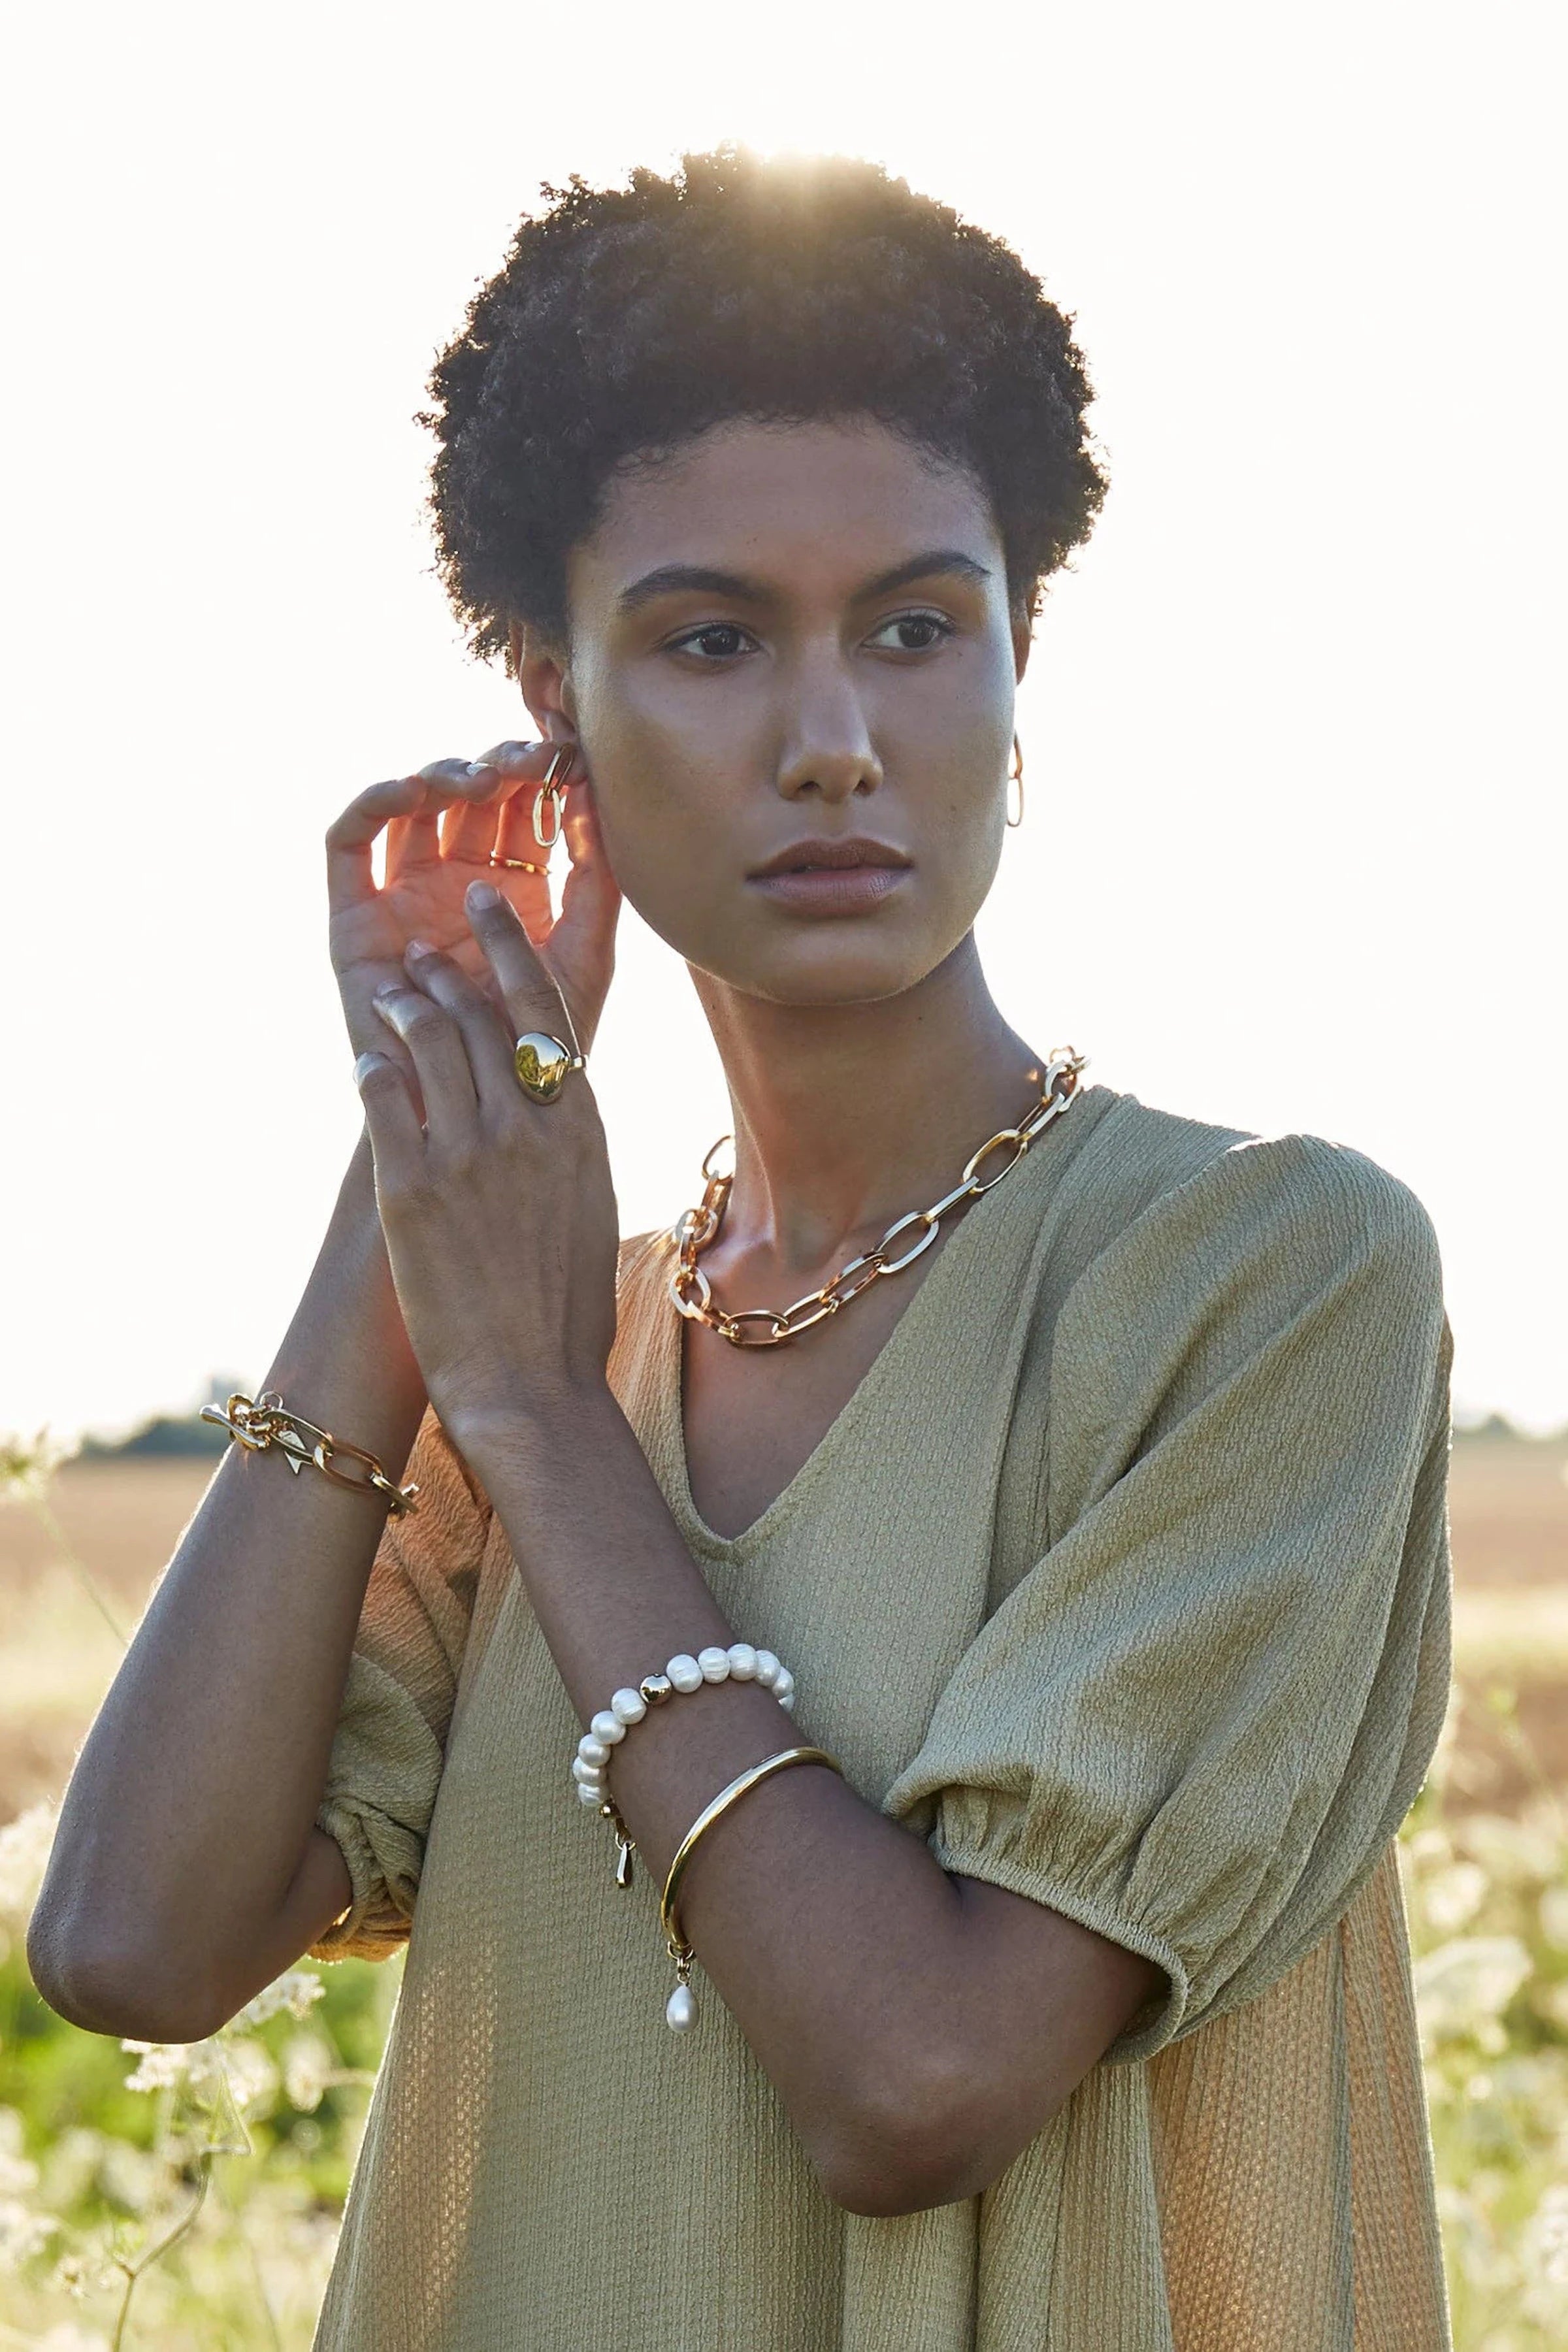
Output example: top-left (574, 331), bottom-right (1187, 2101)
top-left (666, 1980), bottom-right (696, 2031)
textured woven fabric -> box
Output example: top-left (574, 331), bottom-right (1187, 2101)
top-left (306, 1083), bottom-right (1454, 2349)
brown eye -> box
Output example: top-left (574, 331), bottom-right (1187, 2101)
top-left (670, 623), bottom-right (755, 660)
top-left (866, 612), bottom-right (953, 653)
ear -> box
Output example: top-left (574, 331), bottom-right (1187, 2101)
top-left (510, 621), bottom-right (580, 748)
top-left (1011, 612), bottom-right (1034, 685)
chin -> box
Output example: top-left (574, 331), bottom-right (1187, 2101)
top-left (706, 932), bottom-right (960, 1007)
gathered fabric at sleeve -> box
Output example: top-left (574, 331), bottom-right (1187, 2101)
top-left (879, 1130), bottom-right (1453, 2064)
top-left (306, 1407), bottom-right (492, 1964)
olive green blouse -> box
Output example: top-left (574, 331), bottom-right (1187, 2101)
top-left (306, 1083), bottom-right (1454, 2349)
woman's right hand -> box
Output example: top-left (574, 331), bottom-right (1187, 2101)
top-left (325, 742), bottom-right (621, 1088)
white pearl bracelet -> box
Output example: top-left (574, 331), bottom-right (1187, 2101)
top-left (572, 1641), bottom-right (798, 2029)
top-left (572, 1642), bottom-right (796, 1812)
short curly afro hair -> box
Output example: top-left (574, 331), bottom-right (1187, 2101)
top-left (423, 146), bottom-right (1106, 662)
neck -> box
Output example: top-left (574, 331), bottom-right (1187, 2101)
top-left (686, 934), bottom-right (1045, 1277)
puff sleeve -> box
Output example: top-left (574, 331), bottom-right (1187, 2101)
top-left (879, 1132), bottom-right (1453, 2064)
top-left (306, 1408), bottom-right (492, 1963)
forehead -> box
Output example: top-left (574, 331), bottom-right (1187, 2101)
top-left (566, 417), bottom-right (1004, 610)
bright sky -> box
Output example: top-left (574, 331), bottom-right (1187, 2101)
top-left (5, 1), bottom-right (1563, 1441)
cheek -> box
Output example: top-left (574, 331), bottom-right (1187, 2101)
top-left (577, 656), bottom-right (743, 794)
top-left (573, 683), bottom-right (740, 923)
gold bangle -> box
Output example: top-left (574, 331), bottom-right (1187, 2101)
top-left (657, 1744), bottom-right (844, 2032)
top-left (200, 1391), bottom-right (419, 1516)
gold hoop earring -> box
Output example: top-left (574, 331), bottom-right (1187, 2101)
top-left (532, 745), bottom-right (575, 850)
top-left (1005, 736), bottom-right (1025, 829)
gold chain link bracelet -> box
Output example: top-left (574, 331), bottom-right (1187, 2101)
top-left (200, 1392), bottom-right (419, 1515)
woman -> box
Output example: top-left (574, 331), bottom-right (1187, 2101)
top-left (32, 151), bottom-right (1454, 2347)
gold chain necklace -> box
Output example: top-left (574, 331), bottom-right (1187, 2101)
top-left (668, 1045), bottom-right (1088, 1347)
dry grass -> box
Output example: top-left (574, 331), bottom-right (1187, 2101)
top-left (0, 1459), bottom-right (217, 1816)
top-left (1, 1436), bottom-right (1565, 1818)
top-left (1445, 1432), bottom-right (1568, 1808)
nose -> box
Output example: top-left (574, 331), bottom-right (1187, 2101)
top-left (774, 649), bottom-right (883, 805)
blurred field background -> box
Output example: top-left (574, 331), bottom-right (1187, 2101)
top-left (1, 1426), bottom-right (1567, 2346)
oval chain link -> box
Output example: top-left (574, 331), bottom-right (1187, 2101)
top-left (667, 1047), bottom-right (1088, 1347)
top-left (199, 1390), bottom-right (420, 1513)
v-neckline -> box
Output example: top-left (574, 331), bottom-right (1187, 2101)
top-left (653, 1100), bottom-right (1086, 1558)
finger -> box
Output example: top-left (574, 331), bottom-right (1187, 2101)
top-left (446, 739), bottom-right (557, 887)
top-left (463, 878), bottom-right (580, 1047)
top-left (385, 758), bottom-right (494, 885)
top-left (353, 1050), bottom-right (424, 1178)
top-left (486, 790), bottom-right (557, 936)
top-left (328, 766), bottom-right (501, 911)
top-left (472, 738), bottom-right (554, 779)
top-left (382, 811), bottom-right (438, 887)
top-left (440, 788), bottom-right (508, 865)
top-left (438, 753), bottom-right (540, 864)
top-left (326, 776), bottom-right (425, 913)
top-left (371, 979), bottom-right (480, 1141)
top-left (402, 940), bottom-right (521, 1113)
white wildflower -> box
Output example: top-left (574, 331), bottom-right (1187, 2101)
top-left (0, 1800), bottom-right (59, 1929)
top-left (206, 2034), bottom-right (280, 2118)
top-left (1421, 1861), bottom-right (1489, 1936)
top-left (232, 1966), bottom-right (325, 2029)
top-left (120, 2041), bottom-right (195, 2095)
top-left (1413, 1935), bottom-right (1532, 2052)
top-left (120, 2037), bottom-right (226, 2100)
top-left (0, 2194), bottom-right (58, 2270)
top-left (1537, 2184), bottom-right (1568, 2285)
top-left (282, 2030), bottom-right (335, 2113)
top-left (50, 2243), bottom-right (123, 2301)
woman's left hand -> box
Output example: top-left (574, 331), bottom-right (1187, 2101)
top-left (353, 879), bottom-right (621, 1443)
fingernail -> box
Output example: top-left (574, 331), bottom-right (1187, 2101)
top-left (353, 1052), bottom-right (386, 1084)
top-left (464, 759), bottom-right (489, 777)
top-left (372, 980), bottom-right (401, 1001)
top-left (405, 938), bottom-right (437, 961)
top-left (466, 879), bottom-right (500, 911)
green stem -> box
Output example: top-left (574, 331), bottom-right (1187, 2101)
top-left (28, 1494), bottom-right (129, 1648)
top-left (110, 2159), bottom-right (212, 2351)
top-left (215, 2151), bottom-right (286, 2352)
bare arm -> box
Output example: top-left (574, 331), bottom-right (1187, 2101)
top-left (29, 742), bottom-right (619, 2044)
top-left (353, 889), bottom-right (1161, 2221)
top-left (27, 1131), bottom-right (425, 2041)
top-left (465, 1387), bottom-right (1164, 2219)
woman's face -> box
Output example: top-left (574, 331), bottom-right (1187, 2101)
top-left (525, 417), bottom-right (1028, 1006)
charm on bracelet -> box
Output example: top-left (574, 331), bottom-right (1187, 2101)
top-left (566, 1644), bottom-right (821, 2034)
top-left (200, 1392), bottom-right (419, 1514)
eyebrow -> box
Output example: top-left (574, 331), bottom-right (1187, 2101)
top-left (615, 547), bottom-right (993, 613)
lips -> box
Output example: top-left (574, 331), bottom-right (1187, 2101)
top-left (746, 837), bottom-right (913, 879)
